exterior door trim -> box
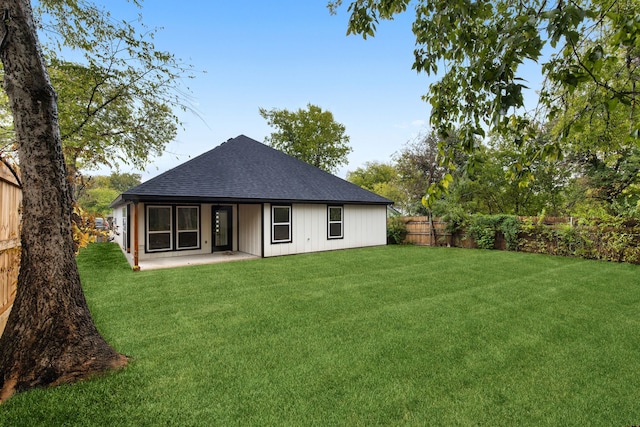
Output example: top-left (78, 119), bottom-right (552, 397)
top-left (212, 206), bottom-right (232, 252)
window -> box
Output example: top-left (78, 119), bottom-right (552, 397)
top-left (328, 206), bottom-right (343, 239)
top-left (272, 205), bottom-right (291, 243)
top-left (147, 206), bottom-right (172, 251)
top-left (145, 205), bottom-right (201, 252)
top-left (177, 206), bottom-right (200, 249)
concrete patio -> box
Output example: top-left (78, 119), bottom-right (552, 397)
top-left (128, 251), bottom-right (260, 271)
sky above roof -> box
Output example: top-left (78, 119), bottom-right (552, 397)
top-left (87, 0), bottom-right (543, 180)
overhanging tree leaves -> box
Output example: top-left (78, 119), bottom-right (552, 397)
top-left (260, 103), bottom-right (352, 174)
top-left (50, 59), bottom-right (177, 177)
top-left (0, 0), bottom-right (127, 401)
top-left (1, 0), bottom-right (195, 185)
top-left (541, 0), bottom-right (640, 215)
top-left (329, 0), bottom-right (640, 183)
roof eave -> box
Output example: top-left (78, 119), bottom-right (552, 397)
top-left (110, 193), bottom-right (391, 207)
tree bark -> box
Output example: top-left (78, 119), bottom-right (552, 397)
top-left (0, 0), bottom-right (127, 402)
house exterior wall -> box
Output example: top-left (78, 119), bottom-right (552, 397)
top-left (238, 204), bottom-right (262, 257)
top-left (111, 204), bottom-right (125, 249)
top-left (262, 203), bottom-right (387, 258)
top-left (112, 201), bottom-right (387, 266)
top-left (113, 202), bottom-right (244, 263)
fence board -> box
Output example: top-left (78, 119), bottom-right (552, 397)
top-left (0, 161), bottom-right (21, 336)
top-left (402, 216), bottom-right (451, 246)
top-left (400, 215), bottom-right (640, 262)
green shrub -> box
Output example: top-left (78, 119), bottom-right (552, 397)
top-left (518, 215), bottom-right (640, 264)
top-left (468, 214), bottom-right (520, 250)
top-left (440, 205), bottom-right (470, 235)
top-left (499, 216), bottom-right (520, 250)
top-left (387, 216), bottom-right (408, 244)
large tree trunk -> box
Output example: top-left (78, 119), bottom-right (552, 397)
top-left (0, 0), bottom-right (127, 401)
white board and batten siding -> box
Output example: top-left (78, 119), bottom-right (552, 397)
top-left (112, 203), bottom-right (243, 261)
top-left (262, 203), bottom-right (387, 258)
top-left (237, 204), bottom-right (262, 257)
top-left (111, 201), bottom-right (386, 263)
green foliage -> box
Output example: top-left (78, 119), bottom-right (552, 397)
top-left (331, 0), bottom-right (640, 205)
top-left (561, 147), bottom-right (640, 217)
top-left (468, 214), bottom-right (521, 250)
top-left (346, 161), bottom-right (403, 204)
top-left (78, 188), bottom-right (119, 216)
top-left (386, 216), bottom-right (408, 244)
top-left (103, 172), bottom-right (142, 193)
top-left (542, 0), bottom-right (640, 217)
top-left (394, 132), bottom-right (460, 215)
top-left (76, 172), bottom-right (140, 216)
top-left (260, 103), bottom-right (352, 174)
top-left (519, 215), bottom-right (640, 263)
top-left (0, 92), bottom-right (14, 157)
top-left (51, 60), bottom-right (178, 173)
top-left (435, 202), bottom-right (469, 235)
top-left (347, 161), bottom-right (396, 190)
top-left (26, 1), bottom-right (195, 174)
top-left (468, 215), bottom-right (498, 249)
top-left (500, 215), bottom-right (521, 250)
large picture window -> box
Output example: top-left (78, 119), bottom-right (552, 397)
top-left (177, 206), bottom-right (200, 249)
top-left (147, 206), bottom-right (172, 251)
top-left (145, 205), bottom-right (201, 252)
top-left (272, 205), bottom-right (292, 243)
top-left (328, 206), bottom-right (343, 239)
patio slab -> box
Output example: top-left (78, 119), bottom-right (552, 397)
top-left (134, 251), bottom-right (260, 271)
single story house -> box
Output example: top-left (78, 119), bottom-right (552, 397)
top-left (110, 135), bottom-right (392, 269)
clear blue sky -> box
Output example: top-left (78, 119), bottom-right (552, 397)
top-left (88, 1), bottom-right (542, 180)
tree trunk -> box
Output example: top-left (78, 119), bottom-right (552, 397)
top-left (0, 0), bottom-right (127, 402)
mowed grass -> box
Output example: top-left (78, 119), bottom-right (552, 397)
top-left (1, 243), bottom-right (639, 426)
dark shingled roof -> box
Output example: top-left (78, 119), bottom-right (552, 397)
top-left (112, 135), bottom-right (391, 206)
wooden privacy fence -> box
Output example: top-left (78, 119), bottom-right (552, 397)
top-left (402, 216), bottom-right (474, 248)
top-left (401, 216), bottom-right (594, 247)
top-left (0, 161), bottom-right (21, 336)
top-left (403, 216), bottom-right (444, 246)
top-left (400, 215), bottom-right (640, 263)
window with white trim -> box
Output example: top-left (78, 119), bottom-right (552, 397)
top-left (272, 205), bottom-right (292, 243)
top-left (176, 206), bottom-right (200, 249)
top-left (328, 206), bottom-right (343, 239)
top-left (147, 206), bottom-right (172, 251)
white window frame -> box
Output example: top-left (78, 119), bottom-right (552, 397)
top-left (176, 205), bottom-right (200, 250)
top-left (146, 205), bottom-right (173, 252)
top-left (328, 206), bottom-right (344, 239)
top-left (271, 205), bottom-right (292, 243)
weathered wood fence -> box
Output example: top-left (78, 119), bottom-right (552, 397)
top-left (402, 216), bottom-right (474, 248)
top-left (400, 215), bottom-right (640, 263)
top-left (0, 161), bottom-right (21, 336)
top-left (402, 216), bottom-right (591, 247)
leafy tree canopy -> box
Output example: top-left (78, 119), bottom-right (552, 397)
top-left (76, 172), bottom-right (141, 216)
top-left (347, 161), bottom-right (397, 190)
top-left (329, 0), bottom-right (640, 174)
top-left (260, 103), bottom-right (352, 174)
top-left (1, 0), bottom-right (196, 176)
top-left (346, 161), bottom-right (404, 207)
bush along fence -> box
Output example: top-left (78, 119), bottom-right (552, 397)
top-left (0, 160), bottom-right (21, 336)
top-left (389, 214), bottom-right (640, 264)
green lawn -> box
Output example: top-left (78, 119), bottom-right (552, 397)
top-left (1, 243), bottom-right (639, 426)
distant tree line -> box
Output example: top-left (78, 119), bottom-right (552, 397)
top-left (348, 128), bottom-right (640, 221)
top-left (76, 172), bottom-right (141, 217)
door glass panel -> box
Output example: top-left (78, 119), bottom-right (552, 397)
top-left (215, 209), bottom-right (228, 247)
